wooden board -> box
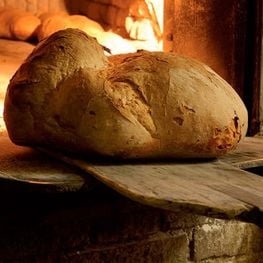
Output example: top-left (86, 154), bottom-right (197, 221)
top-left (220, 136), bottom-right (263, 169)
top-left (40, 140), bottom-right (263, 220)
top-left (0, 133), bottom-right (97, 192)
top-left (1, 132), bottom-right (263, 221)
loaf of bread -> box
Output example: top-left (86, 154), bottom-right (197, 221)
top-left (4, 29), bottom-right (248, 159)
top-left (37, 13), bottom-right (104, 41)
top-left (0, 7), bottom-right (40, 40)
top-left (36, 13), bottom-right (135, 55)
top-left (36, 14), bottom-right (72, 41)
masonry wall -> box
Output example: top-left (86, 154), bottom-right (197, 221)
top-left (0, 188), bottom-right (262, 262)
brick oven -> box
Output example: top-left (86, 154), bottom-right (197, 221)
top-left (0, 1), bottom-right (263, 262)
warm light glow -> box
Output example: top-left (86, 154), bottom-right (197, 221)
top-left (0, 101), bottom-right (3, 116)
top-left (96, 31), bottom-right (136, 55)
top-left (98, 0), bottom-right (164, 55)
top-left (0, 101), bottom-right (5, 133)
top-left (149, 0), bottom-right (164, 36)
top-left (123, 0), bottom-right (163, 53)
top-left (0, 69), bottom-right (20, 134)
top-left (0, 73), bottom-right (11, 99)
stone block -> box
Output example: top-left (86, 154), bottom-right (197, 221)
top-left (161, 211), bottom-right (210, 231)
top-left (194, 220), bottom-right (263, 261)
top-left (199, 253), bottom-right (263, 263)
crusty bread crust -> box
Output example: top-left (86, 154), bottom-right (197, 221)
top-left (4, 29), bottom-right (248, 159)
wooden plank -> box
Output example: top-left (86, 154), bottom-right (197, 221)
top-left (0, 134), bottom-right (97, 192)
top-left (2, 130), bottom-right (263, 220)
top-left (220, 136), bottom-right (263, 168)
top-left (40, 147), bottom-right (263, 219)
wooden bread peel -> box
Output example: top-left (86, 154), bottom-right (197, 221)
top-left (38, 138), bottom-right (263, 221)
top-left (0, 133), bottom-right (97, 192)
top-left (1, 132), bottom-right (263, 225)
